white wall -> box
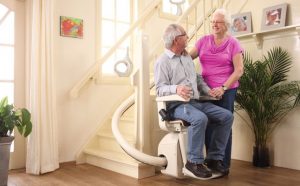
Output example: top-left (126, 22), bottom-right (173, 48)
top-left (226, 0), bottom-right (300, 32)
top-left (53, 0), bottom-right (97, 162)
top-left (52, 0), bottom-right (300, 171)
top-left (146, 0), bottom-right (300, 171)
top-left (226, 0), bottom-right (300, 170)
top-left (53, 0), bottom-right (134, 162)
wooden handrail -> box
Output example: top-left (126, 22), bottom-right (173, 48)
top-left (70, 0), bottom-right (162, 98)
top-left (147, 0), bottom-right (203, 67)
top-left (148, 0), bottom-right (224, 63)
top-left (188, 7), bottom-right (216, 42)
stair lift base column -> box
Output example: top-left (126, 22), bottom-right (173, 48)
top-left (158, 132), bottom-right (185, 178)
top-left (158, 131), bottom-right (222, 180)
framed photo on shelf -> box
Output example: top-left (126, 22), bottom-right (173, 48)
top-left (261, 3), bottom-right (288, 31)
top-left (230, 12), bottom-right (252, 36)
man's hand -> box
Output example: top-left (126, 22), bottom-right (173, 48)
top-left (176, 85), bottom-right (193, 100)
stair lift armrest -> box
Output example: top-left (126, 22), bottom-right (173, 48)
top-left (156, 95), bottom-right (189, 132)
top-left (156, 94), bottom-right (190, 102)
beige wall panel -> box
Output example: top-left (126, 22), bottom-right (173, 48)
top-left (224, 0), bottom-right (300, 170)
top-left (232, 111), bottom-right (253, 162)
top-left (51, 0), bottom-right (300, 171)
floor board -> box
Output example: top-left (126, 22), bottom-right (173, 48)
top-left (8, 160), bottom-right (300, 186)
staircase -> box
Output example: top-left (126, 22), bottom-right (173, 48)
top-left (74, 0), bottom-right (229, 179)
top-left (82, 105), bottom-right (155, 178)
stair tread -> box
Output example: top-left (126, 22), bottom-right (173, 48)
top-left (101, 120), bottom-right (135, 137)
top-left (97, 130), bottom-right (136, 142)
top-left (97, 132), bottom-right (135, 143)
top-left (103, 117), bottom-right (134, 127)
top-left (120, 116), bottom-right (134, 122)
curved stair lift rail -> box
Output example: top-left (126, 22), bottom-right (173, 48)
top-left (112, 94), bottom-right (168, 167)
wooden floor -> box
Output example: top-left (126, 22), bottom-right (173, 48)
top-left (8, 160), bottom-right (300, 186)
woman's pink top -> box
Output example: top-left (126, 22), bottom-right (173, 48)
top-left (195, 34), bottom-right (243, 89)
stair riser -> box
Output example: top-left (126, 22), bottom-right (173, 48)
top-left (97, 137), bottom-right (136, 153)
top-left (118, 122), bottom-right (136, 136)
top-left (102, 122), bottom-right (135, 136)
top-left (85, 154), bottom-right (155, 179)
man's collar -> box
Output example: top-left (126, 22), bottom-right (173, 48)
top-left (165, 49), bottom-right (188, 58)
top-left (165, 49), bottom-right (176, 59)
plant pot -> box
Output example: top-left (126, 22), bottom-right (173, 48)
top-left (0, 136), bottom-right (14, 186)
top-left (252, 146), bottom-right (270, 167)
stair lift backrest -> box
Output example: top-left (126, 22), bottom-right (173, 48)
top-left (156, 95), bottom-right (190, 132)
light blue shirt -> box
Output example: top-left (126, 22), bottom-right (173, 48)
top-left (154, 49), bottom-right (210, 99)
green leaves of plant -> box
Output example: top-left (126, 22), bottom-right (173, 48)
top-left (265, 47), bottom-right (292, 85)
top-left (235, 47), bottom-right (300, 148)
top-left (0, 96), bottom-right (32, 137)
top-left (21, 109), bottom-right (32, 137)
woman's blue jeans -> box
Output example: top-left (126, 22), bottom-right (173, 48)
top-left (206, 88), bottom-right (237, 169)
top-left (170, 100), bottom-right (233, 164)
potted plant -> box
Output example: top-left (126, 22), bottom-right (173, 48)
top-left (235, 47), bottom-right (300, 167)
top-left (0, 96), bottom-right (32, 186)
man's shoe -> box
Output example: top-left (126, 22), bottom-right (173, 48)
top-left (185, 161), bottom-right (212, 178)
top-left (205, 159), bottom-right (228, 175)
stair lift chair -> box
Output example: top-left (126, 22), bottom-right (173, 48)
top-left (156, 94), bottom-right (221, 180)
top-left (111, 94), bottom-right (221, 180)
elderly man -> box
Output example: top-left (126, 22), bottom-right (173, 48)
top-left (154, 24), bottom-right (233, 178)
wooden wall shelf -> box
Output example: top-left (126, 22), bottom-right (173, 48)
top-left (235, 24), bottom-right (300, 49)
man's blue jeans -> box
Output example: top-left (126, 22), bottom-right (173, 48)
top-left (170, 100), bottom-right (233, 164)
top-left (206, 88), bottom-right (237, 169)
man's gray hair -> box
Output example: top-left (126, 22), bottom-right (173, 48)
top-left (213, 8), bottom-right (231, 29)
top-left (163, 24), bottom-right (182, 49)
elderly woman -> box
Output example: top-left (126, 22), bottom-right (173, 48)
top-left (189, 8), bottom-right (244, 174)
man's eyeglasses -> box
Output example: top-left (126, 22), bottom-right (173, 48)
top-left (211, 21), bottom-right (225, 24)
top-left (176, 33), bottom-right (187, 38)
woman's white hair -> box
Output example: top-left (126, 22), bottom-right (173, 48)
top-left (213, 8), bottom-right (231, 29)
top-left (163, 24), bottom-right (182, 49)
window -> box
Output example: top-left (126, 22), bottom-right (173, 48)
top-left (0, 3), bottom-right (15, 152)
top-left (100, 0), bottom-right (133, 75)
top-left (162, 0), bottom-right (189, 16)
top-left (0, 3), bottom-right (14, 103)
top-left (0, 0), bottom-right (26, 167)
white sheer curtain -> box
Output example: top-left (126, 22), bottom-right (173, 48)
top-left (25, 0), bottom-right (59, 174)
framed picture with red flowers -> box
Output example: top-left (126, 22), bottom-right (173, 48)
top-left (60, 16), bottom-right (83, 38)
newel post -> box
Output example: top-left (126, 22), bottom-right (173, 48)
top-left (131, 32), bottom-right (151, 154)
